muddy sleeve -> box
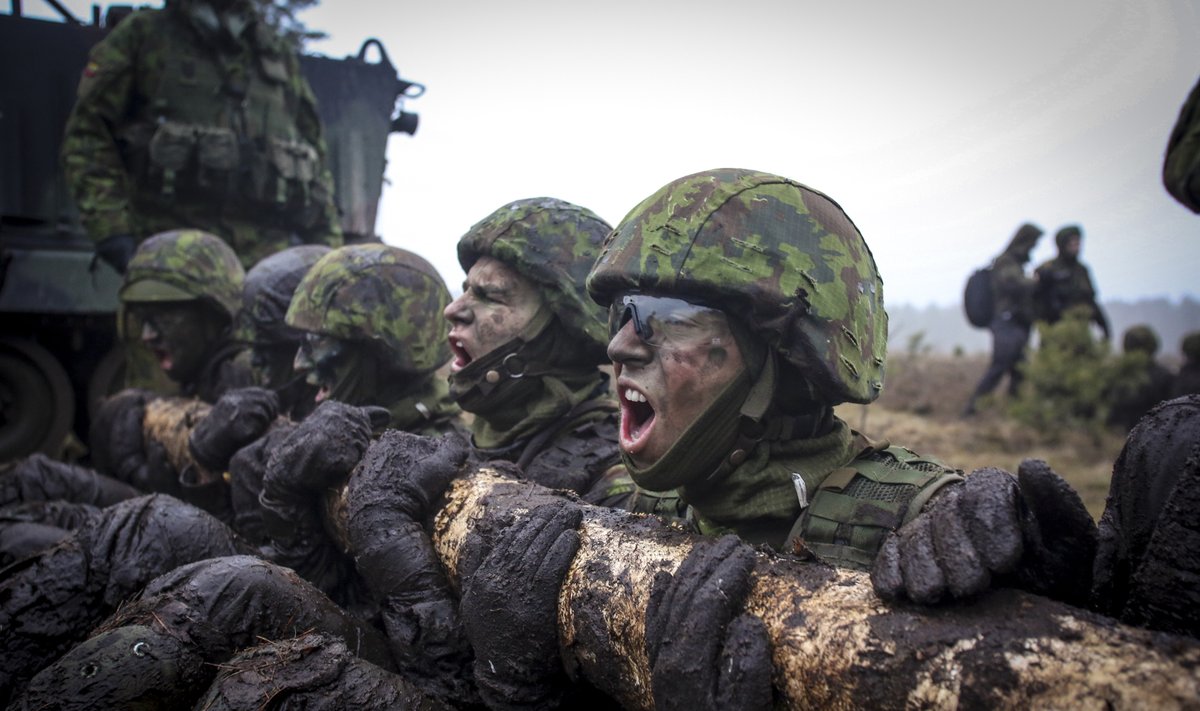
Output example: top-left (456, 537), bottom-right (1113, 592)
top-left (0, 494), bottom-right (242, 704)
top-left (1, 453), bottom-right (142, 507)
top-left (195, 633), bottom-right (449, 711)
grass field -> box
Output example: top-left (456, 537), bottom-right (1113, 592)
top-left (835, 353), bottom-right (1129, 520)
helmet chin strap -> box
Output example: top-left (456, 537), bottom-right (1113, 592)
top-left (448, 304), bottom-right (555, 405)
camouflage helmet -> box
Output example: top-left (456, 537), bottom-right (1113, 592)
top-left (237, 245), bottom-right (332, 344)
top-left (1123, 324), bottom-right (1160, 356)
top-left (587, 168), bottom-right (886, 405)
top-left (457, 198), bottom-right (612, 363)
top-left (120, 229), bottom-right (244, 320)
top-left (285, 243), bottom-right (451, 374)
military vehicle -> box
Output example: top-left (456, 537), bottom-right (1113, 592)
top-left (0, 1), bottom-right (424, 462)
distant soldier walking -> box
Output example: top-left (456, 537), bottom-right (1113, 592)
top-left (964, 223), bottom-right (1043, 416)
top-left (1034, 225), bottom-right (1110, 340)
top-left (61, 0), bottom-right (343, 273)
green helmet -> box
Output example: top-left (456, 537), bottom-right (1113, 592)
top-left (587, 168), bottom-right (886, 405)
top-left (457, 197), bottom-right (612, 364)
top-left (285, 243), bottom-right (451, 374)
top-left (120, 229), bottom-right (244, 320)
top-left (1123, 324), bottom-right (1160, 356)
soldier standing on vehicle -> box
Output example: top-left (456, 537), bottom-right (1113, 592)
top-left (1034, 225), bottom-right (1110, 339)
top-left (61, 0), bottom-right (343, 274)
top-left (963, 223), bottom-right (1043, 416)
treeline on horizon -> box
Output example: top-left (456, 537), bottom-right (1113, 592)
top-left (888, 297), bottom-right (1200, 358)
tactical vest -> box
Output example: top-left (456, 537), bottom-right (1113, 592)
top-left (787, 440), bottom-right (962, 570)
top-left (117, 13), bottom-right (327, 232)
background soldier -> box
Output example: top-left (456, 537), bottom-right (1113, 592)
top-left (1106, 325), bottom-right (1174, 431)
top-left (963, 223), bottom-right (1043, 416)
top-left (61, 0), bottom-right (343, 274)
top-left (1171, 332), bottom-right (1200, 398)
top-left (1034, 225), bottom-right (1110, 338)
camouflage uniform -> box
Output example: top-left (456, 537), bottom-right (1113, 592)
top-left (1107, 325), bottom-right (1174, 431)
top-left (587, 168), bottom-right (963, 560)
top-left (450, 198), bottom-right (622, 501)
top-left (61, 0), bottom-right (342, 269)
top-left (965, 223), bottom-right (1042, 413)
top-left (1034, 225), bottom-right (1109, 338)
top-left (1164, 75), bottom-right (1200, 214)
top-left (116, 229), bottom-right (254, 402)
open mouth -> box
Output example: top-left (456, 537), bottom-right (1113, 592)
top-left (151, 347), bottom-right (174, 374)
top-left (315, 383), bottom-right (332, 403)
top-left (448, 335), bottom-right (473, 373)
top-left (618, 383), bottom-right (656, 454)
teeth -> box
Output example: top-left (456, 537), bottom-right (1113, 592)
top-left (455, 341), bottom-right (465, 349)
top-left (625, 388), bottom-right (646, 403)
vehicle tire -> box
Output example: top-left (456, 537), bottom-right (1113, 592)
top-left (0, 336), bottom-right (74, 462)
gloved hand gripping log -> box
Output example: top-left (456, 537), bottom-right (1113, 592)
top-left (423, 465), bottom-right (1200, 711)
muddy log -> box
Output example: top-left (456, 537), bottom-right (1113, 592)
top-left (432, 468), bottom-right (1200, 711)
top-left (143, 397), bottom-right (212, 476)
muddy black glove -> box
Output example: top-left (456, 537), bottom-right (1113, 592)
top-left (644, 535), bottom-right (773, 711)
top-left (346, 430), bottom-right (474, 703)
top-left (89, 389), bottom-right (152, 478)
top-left (95, 233), bottom-right (137, 274)
top-left (188, 387), bottom-right (279, 473)
top-left (260, 401), bottom-right (387, 503)
top-left (871, 462), bottom-right (1097, 606)
top-left (459, 502), bottom-right (583, 711)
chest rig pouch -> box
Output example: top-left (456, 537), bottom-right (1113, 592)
top-left (121, 18), bottom-right (323, 230)
top-left (788, 441), bottom-right (962, 570)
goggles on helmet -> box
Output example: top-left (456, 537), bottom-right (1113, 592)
top-left (608, 293), bottom-right (730, 348)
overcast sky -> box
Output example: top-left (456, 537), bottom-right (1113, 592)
top-left (50, 0), bottom-right (1200, 307)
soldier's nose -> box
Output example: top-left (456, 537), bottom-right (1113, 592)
top-left (443, 294), bottom-right (472, 325)
top-left (140, 321), bottom-right (159, 343)
top-left (607, 321), bottom-right (651, 366)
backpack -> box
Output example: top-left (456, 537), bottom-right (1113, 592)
top-left (963, 267), bottom-right (994, 328)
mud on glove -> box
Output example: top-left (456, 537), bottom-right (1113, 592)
top-left (188, 387), bottom-right (280, 474)
top-left (871, 461), bottom-right (1097, 606)
top-left (644, 534), bottom-right (774, 711)
top-left (346, 430), bottom-right (475, 703)
top-left (260, 400), bottom-right (387, 503)
top-left (459, 501), bottom-right (583, 711)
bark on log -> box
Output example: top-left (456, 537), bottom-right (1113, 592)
top-left (143, 397), bottom-right (211, 476)
top-left (432, 468), bottom-right (1200, 710)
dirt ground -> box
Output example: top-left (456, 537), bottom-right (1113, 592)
top-left (838, 353), bottom-right (1128, 520)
